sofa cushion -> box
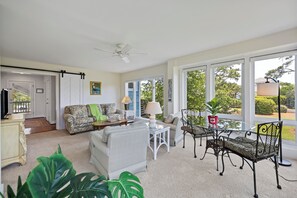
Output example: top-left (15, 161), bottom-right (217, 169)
top-left (164, 114), bottom-right (175, 124)
top-left (101, 124), bottom-right (147, 143)
top-left (75, 117), bottom-right (94, 125)
top-left (69, 105), bottom-right (89, 118)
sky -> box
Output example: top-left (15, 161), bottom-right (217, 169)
top-left (254, 56), bottom-right (295, 84)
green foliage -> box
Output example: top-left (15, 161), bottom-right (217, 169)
top-left (265, 95), bottom-right (287, 106)
top-left (205, 98), bottom-right (222, 115)
top-left (108, 172), bottom-right (144, 198)
top-left (265, 56), bottom-right (294, 79)
top-left (255, 97), bottom-right (276, 115)
top-left (187, 70), bottom-right (206, 111)
top-left (141, 79), bottom-right (164, 120)
top-left (280, 82), bottom-right (295, 109)
top-left (274, 105), bottom-right (288, 113)
top-left (12, 90), bottom-right (31, 102)
top-left (214, 65), bottom-right (241, 114)
top-left (69, 173), bottom-right (111, 198)
top-left (2, 146), bottom-right (143, 198)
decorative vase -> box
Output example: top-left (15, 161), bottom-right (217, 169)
top-left (208, 115), bottom-right (218, 125)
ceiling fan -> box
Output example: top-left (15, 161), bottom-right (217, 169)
top-left (94, 43), bottom-right (146, 63)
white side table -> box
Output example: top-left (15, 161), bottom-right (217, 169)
top-left (148, 124), bottom-right (170, 160)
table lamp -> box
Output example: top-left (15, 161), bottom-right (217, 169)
top-left (121, 96), bottom-right (131, 110)
top-left (145, 101), bottom-right (162, 128)
top-left (256, 77), bottom-right (291, 166)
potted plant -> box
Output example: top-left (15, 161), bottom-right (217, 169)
top-left (205, 97), bottom-right (222, 124)
top-left (1, 146), bottom-right (144, 198)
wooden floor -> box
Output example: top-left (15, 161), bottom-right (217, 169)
top-left (24, 117), bottom-right (56, 134)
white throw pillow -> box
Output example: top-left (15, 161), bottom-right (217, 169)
top-left (164, 114), bottom-right (175, 124)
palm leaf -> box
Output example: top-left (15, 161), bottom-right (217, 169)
top-left (69, 172), bottom-right (111, 198)
top-left (26, 153), bottom-right (76, 198)
top-left (108, 171), bottom-right (144, 198)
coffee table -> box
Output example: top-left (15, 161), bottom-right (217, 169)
top-left (92, 119), bottom-right (128, 130)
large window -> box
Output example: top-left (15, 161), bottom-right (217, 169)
top-left (254, 54), bottom-right (296, 142)
top-left (186, 68), bottom-right (206, 112)
top-left (125, 77), bottom-right (164, 120)
top-left (213, 61), bottom-right (243, 116)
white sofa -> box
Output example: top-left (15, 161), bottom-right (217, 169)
top-left (89, 123), bottom-right (149, 179)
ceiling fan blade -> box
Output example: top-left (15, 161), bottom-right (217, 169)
top-left (119, 54), bottom-right (130, 63)
top-left (94, 47), bottom-right (113, 53)
top-left (121, 44), bottom-right (132, 54)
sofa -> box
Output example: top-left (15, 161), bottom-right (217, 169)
top-left (89, 123), bottom-right (149, 179)
top-left (64, 103), bottom-right (124, 134)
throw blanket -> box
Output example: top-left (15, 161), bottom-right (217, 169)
top-left (89, 104), bottom-right (107, 121)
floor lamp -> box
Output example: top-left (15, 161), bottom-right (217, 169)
top-left (257, 77), bottom-right (291, 166)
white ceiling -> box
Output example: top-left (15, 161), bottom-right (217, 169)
top-left (1, 0), bottom-right (297, 73)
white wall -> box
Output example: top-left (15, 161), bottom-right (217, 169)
top-left (1, 57), bottom-right (121, 107)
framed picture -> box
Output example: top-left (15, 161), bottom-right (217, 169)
top-left (90, 81), bottom-right (101, 95)
top-left (36, 88), bottom-right (44, 93)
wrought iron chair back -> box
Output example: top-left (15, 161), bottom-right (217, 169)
top-left (255, 121), bottom-right (281, 160)
top-left (181, 109), bottom-right (212, 158)
top-left (221, 121), bottom-right (282, 198)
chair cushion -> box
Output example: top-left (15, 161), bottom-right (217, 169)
top-left (224, 137), bottom-right (278, 160)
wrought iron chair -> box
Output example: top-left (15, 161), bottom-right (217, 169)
top-left (220, 121), bottom-right (282, 198)
top-left (181, 109), bottom-right (213, 158)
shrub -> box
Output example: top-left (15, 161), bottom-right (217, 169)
top-left (274, 105), bottom-right (288, 113)
top-left (255, 97), bottom-right (275, 115)
top-left (265, 96), bottom-right (287, 106)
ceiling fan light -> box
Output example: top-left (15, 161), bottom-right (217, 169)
top-left (121, 56), bottom-right (130, 63)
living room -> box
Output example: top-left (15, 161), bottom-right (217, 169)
top-left (1, 1), bottom-right (297, 197)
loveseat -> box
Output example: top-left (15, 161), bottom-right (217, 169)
top-left (64, 103), bottom-right (124, 134)
top-left (89, 123), bottom-right (149, 179)
top-left (157, 113), bottom-right (183, 146)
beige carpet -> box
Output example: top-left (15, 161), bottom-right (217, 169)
top-left (2, 130), bottom-right (297, 198)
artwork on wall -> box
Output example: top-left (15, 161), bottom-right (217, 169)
top-left (168, 79), bottom-right (172, 102)
top-left (36, 88), bottom-right (44, 93)
top-left (90, 81), bottom-right (101, 95)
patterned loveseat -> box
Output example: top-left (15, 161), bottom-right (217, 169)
top-left (64, 103), bottom-right (124, 134)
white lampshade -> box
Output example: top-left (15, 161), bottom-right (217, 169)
top-left (256, 82), bottom-right (279, 96)
top-left (121, 96), bottom-right (131, 104)
top-left (145, 102), bottom-right (162, 115)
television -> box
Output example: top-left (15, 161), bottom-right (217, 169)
top-left (1, 89), bottom-right (9, 119)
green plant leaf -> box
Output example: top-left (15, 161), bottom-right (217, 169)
top-left (69, 172), bottom-right (111, 198)
top-left (5, 179), bottom-right (32, 198)
top-left (108, 171), bottom-right (144, 198)
top-left (26, 152), bottom-right (76, 198)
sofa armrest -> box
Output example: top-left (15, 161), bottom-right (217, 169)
top-left (64, 114), bottom-right (75, 124)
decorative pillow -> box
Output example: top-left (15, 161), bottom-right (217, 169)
top-left (164, 114), bottom-right (175, 124)
top-left (105, 103), bottom-right (116, 114)
top-left (69, 105), bottom-right (88, 118)
top-left (172, 117), bottom-right (179, 125)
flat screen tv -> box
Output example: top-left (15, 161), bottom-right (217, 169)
top-left (1, 89), bottom-right (9, 119)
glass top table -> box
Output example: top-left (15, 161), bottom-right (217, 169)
top-left (197, 119), bottom-right (255, 171)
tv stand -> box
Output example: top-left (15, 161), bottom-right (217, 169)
top-left (0, 118), bottom-right (26, 167)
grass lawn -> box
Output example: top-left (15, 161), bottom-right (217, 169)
top-left (255, 111), bottom-right (296, 141)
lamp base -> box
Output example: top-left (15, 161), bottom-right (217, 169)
top-left (124, 104), bottom-right (129, 110)
top-left (271, 156), bottom-right (292, 167)
top-left (149, 115), bottom-right (157, 128)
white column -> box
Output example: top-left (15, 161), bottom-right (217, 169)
top-left (152, 79), bottom-right (156, 102)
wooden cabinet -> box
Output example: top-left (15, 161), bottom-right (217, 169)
top-left (1, 119), bottom-right (26, 167)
